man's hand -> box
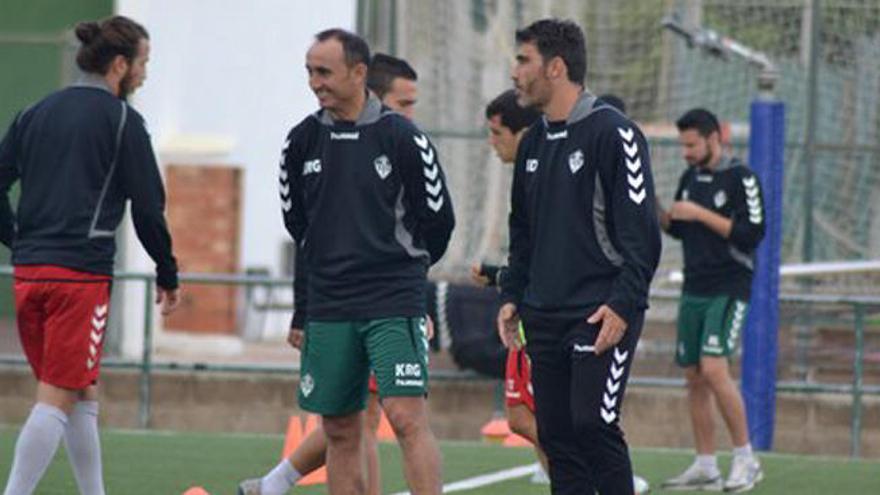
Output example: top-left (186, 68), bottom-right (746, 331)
top-left (470, 263), bottom-right (491, 286)
top-left (656, 198), bottom-right (671, 231)
top-left (288, 327), bottom-right (304, 350)
top-left (587, 305), bottom-right (627, 355)
top-left (156, 287), bottom-right (180, 316)
top-left (670, 199), bottom-right (733, 238)
top-left (425, 314), bottom-right (435, 340)
top-left (497, 302), bottom-right (522, 349)
top-left (668, 200), bottom-right (705, 222)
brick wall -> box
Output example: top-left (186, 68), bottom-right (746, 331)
top-left (163, 165), bottom-right (242, 334)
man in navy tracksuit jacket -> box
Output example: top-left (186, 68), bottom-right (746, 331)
top-left (271, 29), bottom-right (454, 495)
top-left (497, 19), bottom-right (661, 495)
top-left (0, 16), bottom-right (178, 495)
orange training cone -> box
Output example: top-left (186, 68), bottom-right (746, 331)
top-left (182, 487), bottom-right (210, 495)
top-left (480, 416), bottom-right (511, 444)
top-left (502, 432), bottom-right (533, 447)
top-left (376, 410), bottom-right (396, 442)
top-left (298, 414), bottom-right (327, 485)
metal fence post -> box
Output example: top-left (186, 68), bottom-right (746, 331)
top-left (139, 278), bottom-right (155, 429)
top-left (802, 0), bottom-right (822, 262)
top-left (493, 379), bottom-right (505, 416)
top-left (850, 302), bottom-right (865, 457)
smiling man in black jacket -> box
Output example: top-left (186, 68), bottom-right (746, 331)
top-left (259, 29), bottom-right (453, 495)
top-left (0, 16), bottom-right (178, 495)
top-left (497, 19), bottom-right (661, 495)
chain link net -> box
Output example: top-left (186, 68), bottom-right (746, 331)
top-left (359, 0), bottom-right (880, 292)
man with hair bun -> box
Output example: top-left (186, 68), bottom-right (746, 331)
top-left (1, 15), bottom-right (179, 495)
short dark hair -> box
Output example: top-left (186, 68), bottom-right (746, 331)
top-left (485, 89), bottom-right (541, 134)
top-left (74, 16), bottom-right (149, 75)
top-left (676, 108), bottom-right (721, 137)
top-left (315, 28), bottom-right (371, 68)
top-left (598, 93), bottom-right (626, 113)
top-left (367, 53), bottom-right (418, 98)
top-left (515, 19), bottom-right (587, 85)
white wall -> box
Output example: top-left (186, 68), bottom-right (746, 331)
top-left (114, 0), bottom-right (355, 357)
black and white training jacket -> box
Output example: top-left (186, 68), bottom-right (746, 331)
top-left (501, 93), bottom-right (661, 323)
top-left (667, 155), bottom-right (765, 300)
top-left (281, 95), bottom-right (455, 326)
top-left (0, 76), bottom-right (178, 289)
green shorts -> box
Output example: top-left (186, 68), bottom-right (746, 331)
top-left (298, 317), bottom-right (429, 416)
top-left (675, 293), bottom-right (748, 367)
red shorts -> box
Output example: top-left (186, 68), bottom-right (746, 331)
top-left (15, 265), bottom-right (112, 390)
top-left (368, 373), bottom-right (378, 393)
top-left (504, 348), bottom-right (534, 412)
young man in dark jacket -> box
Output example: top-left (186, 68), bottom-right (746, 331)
top-left (658, 108), bottom-right (765, 492)
top-left (497, 18), bottom-right (661, 495)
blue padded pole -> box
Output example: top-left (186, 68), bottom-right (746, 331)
top-left (742, 99), bottom-right (785, 450)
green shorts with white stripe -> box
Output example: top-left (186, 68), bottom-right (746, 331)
top-left (298, 316), bottom-right (429, 416)
top-left (675, 293), bottom-right (748, 366)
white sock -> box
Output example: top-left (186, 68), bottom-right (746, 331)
top-left (696, 454), bottom-right (720, 476)
top-left (3, 403), bottom-right (68, 495)
top-left (260, 459), bottom-right (301, 495)
top-left (733, 443), bottom-right (754, 459)
top-left (64, 401), bottom-right (105, 495)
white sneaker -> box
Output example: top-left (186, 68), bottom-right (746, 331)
top-left (724, 456), bottom-right (763, 492)
top-left (237, 478), bottom-right (261, 495)
top-left (530, 465), bottom-right (551, 484)
top-left (633, 474), bottom-right (651, 494)
top-left (661, 461), bottom-right (723, 491)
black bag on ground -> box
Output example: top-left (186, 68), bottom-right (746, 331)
top-left (442, 284), bottom-right (506, 379)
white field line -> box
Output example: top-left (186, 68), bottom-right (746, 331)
top-left (391, 463), bottom-right (539, 495)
